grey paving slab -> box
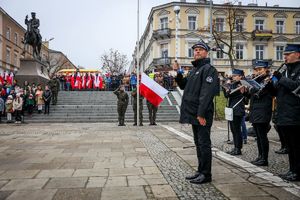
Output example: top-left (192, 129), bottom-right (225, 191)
top-left (101, 186), bottom-right (147, 200)
top-left (36, 169), bottom-right (74, 178)
top-left (6, 189), bottom-right (57, 200)
top-left (44, 177), bottom-right (87, 189)
top-left (86, 177), bottom-right (107, 188)
top-left (0, 191), bottom-right (14, 200)
top-left (72, 169), bottom-right (108, 177)
top-left (52, 188), bottom-right (101, 200)
top-left (0, 170), bottom-right (40, 180)
top-left (0, 179), bottom-right (48, 191)
top-left (151, 185), bottom-right (178, 198)
top-left (109, 167), bottom-right (144, 176)
top-left (60, 162), bottom-right (94, 169)
top-left (105, 176), bottom-right (127, 187)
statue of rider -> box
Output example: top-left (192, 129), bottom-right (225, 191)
top-left (24, 12), bottom-right (42, 44)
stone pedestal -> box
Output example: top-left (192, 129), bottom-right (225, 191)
top-left (15, 58), bottom-right (50, 85)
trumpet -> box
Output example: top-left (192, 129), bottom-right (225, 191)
top-left (229, 73), bottom-right (264, 95)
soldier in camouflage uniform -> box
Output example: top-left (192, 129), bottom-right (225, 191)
top-left (131, 88), bottom-right (143, 126)
top-left (147, 100), bottom-right (158, 125)
top-left (114, 85), bottom-right (129, 126)
top-left (48, 76), bottom-right (60, 105)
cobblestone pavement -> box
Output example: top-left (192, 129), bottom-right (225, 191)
top-left (0, 122), bottom-right (299, 200)
top-left (165, 121), bottom-right (299, 186)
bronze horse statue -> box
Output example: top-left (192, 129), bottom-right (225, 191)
top-left (23, 20), bottom-right (42, 60)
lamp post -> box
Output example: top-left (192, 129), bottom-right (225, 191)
top-left (44, 37), bottom-right (54, 77)
top-left (174, 6), bottom-right (180, 62)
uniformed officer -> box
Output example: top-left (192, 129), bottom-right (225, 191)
top-left (48, 76), bottom-right (60, 105)
top-left (273, 44), bottom-right (300, 181)
top-left (247, 60), bottom-right (276, 166)
top-left (223, 69), bottom-right (246, 156)
top-left (147, 100), bottom-right (158, 125)
top-left (113, 85), bottom-right (129, 126)
top-left (131, 88), bottom-right (144, 126)
top-left (175, 41), bottom-right (218, 184)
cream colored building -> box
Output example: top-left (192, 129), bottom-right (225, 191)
top-left (133, 0), bottom-right (300, 75)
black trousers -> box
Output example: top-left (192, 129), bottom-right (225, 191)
top-left (274, 124), bottom-right (287, 149)
top-left (253, 123), bottom-right (270, 160)
top-left (278, 125), bottom-right (300, 174)
top-left (229, 116), bottom-right (243, 150)
top-left (147, 104), bottom-right (158, 124)
top-left (44, 102), bottom-right (50, 114)
top-left (192, 124), bottom-right (212, 177)
top-left (15, 110), bottom-right (22, 122)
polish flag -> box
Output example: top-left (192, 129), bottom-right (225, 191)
top-left (140, 73), bottom-right (168, 107)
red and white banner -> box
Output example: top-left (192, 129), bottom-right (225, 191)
top-left (140, 73), bottom-right (168, 107)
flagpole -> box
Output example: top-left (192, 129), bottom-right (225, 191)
top-left (137, 0), bottom-right (140, 126)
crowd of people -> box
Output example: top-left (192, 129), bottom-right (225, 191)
top-left (56, 71), bottom-right (177, 91)
top-left (0, 73), bottom-right (60, 123)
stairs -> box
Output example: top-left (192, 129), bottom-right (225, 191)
top-left (25, 91), bottom-right (180, 123)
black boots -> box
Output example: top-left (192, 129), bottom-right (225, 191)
top-left (227, 148), bottom-right (242, 155)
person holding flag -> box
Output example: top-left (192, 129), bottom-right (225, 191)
top-left (175, 41), bottom-right (218, 184)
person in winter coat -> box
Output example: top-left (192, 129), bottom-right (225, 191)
top-left (43, 85), bottom-right (52, 115)
top-left (13, 93), bottom-right (23, 123)
top-left (5, 95), bottom-right (13, 123)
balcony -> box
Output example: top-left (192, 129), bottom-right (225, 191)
top-left (151, 57), bottom-right (171, 67)
top-left (153, 28), bottom-right (171, 40)
top-left (252, 30), bottom-right (273, 41)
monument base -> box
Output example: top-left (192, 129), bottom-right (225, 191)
top-left (16, 58), bottom-right (50, 86)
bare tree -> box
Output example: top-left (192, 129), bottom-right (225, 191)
top-left (45, 53), bottom-right (69, 78)
top-left (212, 2), bottom-right (247, 69)
top-left (100, 49), bottom-right (128, 75)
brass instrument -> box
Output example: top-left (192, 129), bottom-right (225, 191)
top-left (229, 73), bottom-right (264, 95)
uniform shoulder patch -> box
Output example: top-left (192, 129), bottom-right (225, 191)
top-left (206, 76), bottom-right (213, 83)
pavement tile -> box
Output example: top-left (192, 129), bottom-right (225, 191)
top-left (44, 177), bottom-right (87, 189)
top-left (72, 169), bottom-right (108, 177)
top-left (6, 189), bottom-right (57, 200)
top-left (86, 177), bottom-right (107, 188)
top-left (52, 188), bottom-right (101, 200)
top-left (109, 167), bottom-right (143, 176)
top-left (101, 186), bottom-right (147, 200)
top-left (142, 166), bottom-right (161, 174)
top-left (105, 176), bottom-right (127, 187)
top-left (215, 183), bottom-right (270, 198)
top-left (0, 179), bottom-right (48, 190)
top-left (0, 191), bottom-right (14, 199)
top-left (36, 169), bottom-right (74, 178)
top-left (151, 185), bottom-right (177, 198)
top-left (60, 162), bottom-right (94, 169)
top-left (0, 170), bottom-right (40, 179)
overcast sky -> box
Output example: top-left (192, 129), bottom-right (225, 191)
top-left (1, 0), bottom-right (299, 69)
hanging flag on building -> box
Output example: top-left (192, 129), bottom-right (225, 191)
top-left (140, 73), bottom-right (168, 107)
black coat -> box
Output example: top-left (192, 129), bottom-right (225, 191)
top-left (175, 58), bottom-right (218, 126)
top-left (43, 90), bottom-right (52, 103)
top-left (247, 75), bottom-right (275, 124)
top-left (223, 81), bottom-right (245, 117)
top-left (276, 61), bottom-right (300, 126)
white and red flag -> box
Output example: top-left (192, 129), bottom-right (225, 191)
top-left (140, 73), bottom-right (168, 107)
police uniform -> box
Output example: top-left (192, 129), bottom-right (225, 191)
top-left (175, 41), bottom-right (218, 184)
top-left (223, 69), bottom-right (245, 156)
top-left (247, 60), bottom-right (276, 166)
top-left (273, 44), bottom-right (300, 181)
top-left (132, 89), bottom-right (143, 126)
top-left (113, 87), bottom-right (129, 126)
top-left (48, 77), bottom-right (60, 105)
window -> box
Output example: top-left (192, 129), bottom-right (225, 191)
top-left (276, 20), bottom-right (284, 34)
top-left (216, 44), bottom-right (224, 59)
top-left (255, 19), bottom-right (264, 30)
top-left (160, 17), bottom-right (168, 29)
top-left (236, 44), bottom-right (244, 59)
top-left (161, 43), bottom-right (168, 58)
top-left (14, 33), bottom-right (18, 45)
top-left (236, 18), bottom-right (244, 32)
top-left (13, 52), bottom-right (18, 66)
top-left (188, 46), bottom-right (194, 58)
top-left (6, 27), bottom-right (11, 40)
top-left (276, 46), bottom-right (284, 61)
top-left (296, 21), bottom-right (300, 34)
top-left (188, 16), bottom-right (197, 30)
top-left (255, 45), bottom-right (264, 60)
top-left (215, 18), bottom-right (225, 32)
top-left (6, 48), bottom-right (11, 64)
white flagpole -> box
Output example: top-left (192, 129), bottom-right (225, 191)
top-left (137, 0), bottom-right (140, 126)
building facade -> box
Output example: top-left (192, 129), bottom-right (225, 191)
top-left (133, 1), bottom-right (300, 75)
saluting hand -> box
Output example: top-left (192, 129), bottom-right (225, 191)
top-left (197, 116), bottom-right (206, 126)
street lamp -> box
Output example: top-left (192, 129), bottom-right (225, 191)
top-left (174, 6), bottom-right (180, 62)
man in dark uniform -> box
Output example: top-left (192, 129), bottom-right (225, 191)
top-left (114, 85), bottom-right (129, 126)
top-left (273, 44), bottom-right (300, 181)
top-left (147, 100), bottom-right (158, 125)
top-left (131, 88), bottom-right (143, 126)
top-left (223, 69), bottom-right (246, 156)
top-left (48, 76), bottom-right (60, 105)
top-left (175, 41), bottom-right (218, 184)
